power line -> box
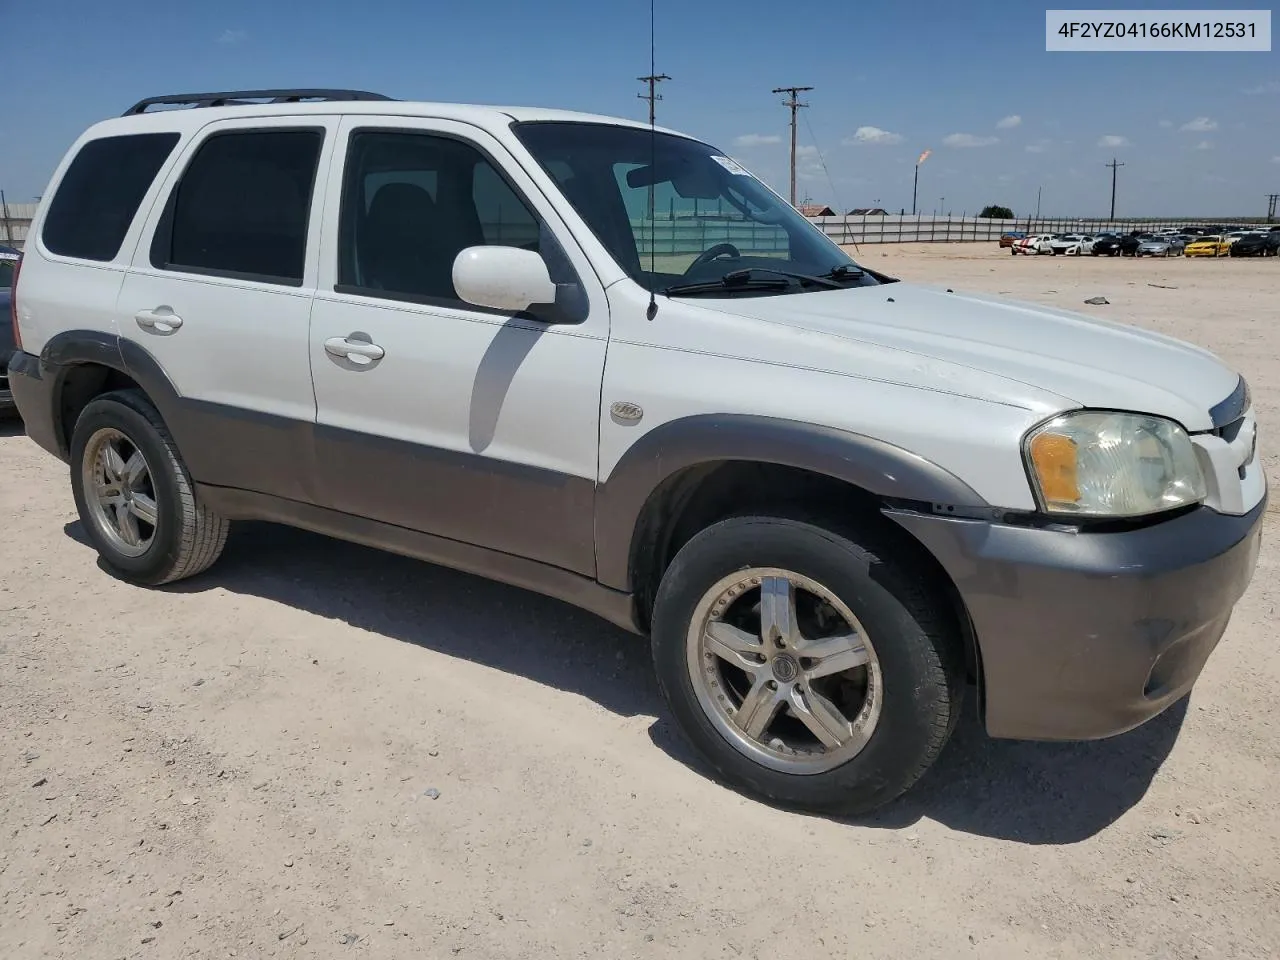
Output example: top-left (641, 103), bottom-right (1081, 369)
top-left (637, 72), bottom-right (670, 126)
top-left (1106, 157), bottom-right (1125, 220)
top-left (800, 109), bottom-right (842, 216)
top-left (771, 85), bottom-right (812, 207)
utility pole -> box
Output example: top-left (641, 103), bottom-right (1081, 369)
top-left (772, 85), bottom-right (813, 207)
top-left (637, 72), bottom-right (670, 126)
top-left (0, 190), bottom-right (10, 243)
top-left (1267, 193), bottom-right (1279, 223)
top-left (1106, 157), bottom-right (1125, 219)
top-left (1035, 185), bottom-right (1042, 221)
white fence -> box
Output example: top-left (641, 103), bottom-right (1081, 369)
top-left (0, 202), bottom-right (1267, 255)
top-left (0, 201), bottom-right (36, 248)
top-left (806, 214), bottom-right (1266, 245)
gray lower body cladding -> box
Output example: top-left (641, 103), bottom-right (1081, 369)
top-left (890, 500), bottom-right (1266, 740)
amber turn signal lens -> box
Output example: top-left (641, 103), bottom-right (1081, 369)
top-left (1029, 432), bottom-right (1080, 507)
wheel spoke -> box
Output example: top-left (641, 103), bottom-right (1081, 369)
top-left (103, 444), bottom-right (127, 482)
top-left (735, 679), bottom-right (783, 739)
top-left (789, 685), bottom-right (852, 748)
top-left (798, 631), bottom-right (871, 680)
top-left (129, 493), bottom-right (158, 527)
top-left (759, 576), bottom-right (799, 649)
top-left (115, 504), bottom-right (142, 547)
top-left (705, 620), bottom-right (765, 673)
top-left (122, 451), bottom-right (148, 490)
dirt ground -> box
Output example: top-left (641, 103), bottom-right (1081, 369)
top-left (2, 243), bottom-right (1277, 960)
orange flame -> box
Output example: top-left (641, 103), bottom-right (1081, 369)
top-left (916, 149), bottom-right (932, 166)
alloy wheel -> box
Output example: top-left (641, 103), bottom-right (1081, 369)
top-left (81, 427), bottom-right (159, 558)
top-left (686, 568), bottom-right (883, 775)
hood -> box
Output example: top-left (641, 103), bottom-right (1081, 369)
top-left (694, 283), bottom-right (1238, 431)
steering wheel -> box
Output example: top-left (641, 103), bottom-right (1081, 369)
top-left (686, 243), bottom-right (742, 272)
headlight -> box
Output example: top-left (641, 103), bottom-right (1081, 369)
top-left (1024, 411), bottom-right (1206, 517)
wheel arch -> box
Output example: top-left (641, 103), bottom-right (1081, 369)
top-left (38, 330), bottom-right (184, 459)
top-left (595, 415), bottom-right (987, 639)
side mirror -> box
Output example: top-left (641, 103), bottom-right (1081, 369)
top-left (452, 246), bottom-right (557, 314)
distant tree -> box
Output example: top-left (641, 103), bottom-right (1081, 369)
top-left (979, 204), bottom-right (1015, 219)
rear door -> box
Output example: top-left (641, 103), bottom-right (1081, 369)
top-left (117, 116), bottom-right (339, 501)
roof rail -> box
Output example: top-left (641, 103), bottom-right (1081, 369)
top-left (123, 89), bottom-right (394, 116)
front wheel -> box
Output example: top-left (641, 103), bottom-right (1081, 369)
top-left (70, 390), bottom-right (229, 586)
top-left (650, 516), bottom-right (965, 815)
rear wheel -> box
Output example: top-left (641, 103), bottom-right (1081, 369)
top-left (651, 516), bottom-right (965, 815)
top-left (70, 390), bottom-right (229, 585)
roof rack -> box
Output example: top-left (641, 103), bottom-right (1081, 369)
top-left (123, 89), bottom-right (394, 116)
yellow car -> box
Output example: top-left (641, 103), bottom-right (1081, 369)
top-left (1184, 235), bottom-right (1231, 257)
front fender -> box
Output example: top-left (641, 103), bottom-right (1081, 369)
top-left (593, 413), bottom-right (988, 591)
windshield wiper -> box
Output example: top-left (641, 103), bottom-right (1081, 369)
top-left (730, 266), bottom-right (845, 289)
top-left (660, 270), bottom-right (792, 297)
top-left (820, 264), bottom-right (866, 281)
top-left (661, 266), bottom-right (845, 298)
top-left (660, 278), bottom-right (790, 297)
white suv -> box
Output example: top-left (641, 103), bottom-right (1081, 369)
top-left (8, 89), bottom-right (1266, 814)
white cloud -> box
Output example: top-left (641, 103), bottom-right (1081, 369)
top-left (1158, 119), bottom-right (1173, 128)
top-left (1195, 140), bottom-right (1214, 151)
top-left (216, 28), bottom-right (246, 44)
top-left (1025, 139), bottom-right (1051, 154)
top-left (995, 115), bottom-right (1022, 129)
top-left (1244, 80), bottom-right (1280, 94)
top-left (844, 125), bottom-right (903, 146)
top-left (795, 145), bottom-right (820, 158)
top-left (942, 132), bottom-right (999, 148)
top-left (1180, 116), bottom-right (1217, 132)
top-left (733, 133), bottom-right (781, 147)
top-left (1097, 135), bottom-right (1130, 148)
top-left (1271, 155), bottom-right (1280, 164)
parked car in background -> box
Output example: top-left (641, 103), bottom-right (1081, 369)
top-left (1185, 235), bottom-right (1232, 258)
top-left (998, 231), bottom-right (1027, 248)
top-left (1229, 233), bottom-right (1280, 257)
top-left (1090, 233), bottom-right (1123, 256)
top-left (1048, 233), bottom-right (1093, 256)
top-left (1012, 233), bottom-right (1054, 255)
top-left (1136, 236), bottom-right (1185, 257)
top-left (1119, 233), bottom-right (1155, 257)
top-left (1, 244), bottom-right (20, 414)
top-left (1225, 231), bottom-right (1251, 247)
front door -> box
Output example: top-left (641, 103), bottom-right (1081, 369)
top-left (308, 117), bottom-right (609, 576)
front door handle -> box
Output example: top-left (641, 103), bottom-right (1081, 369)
top-left (324, 334), bottom-right (385, 366)
top-left (135, 307), bottom-right (183, 335)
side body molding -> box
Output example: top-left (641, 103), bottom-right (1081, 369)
top-left (593, 413), bottom-right (989, 591)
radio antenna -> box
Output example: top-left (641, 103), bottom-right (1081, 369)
top-left (643, 0), bottom-right (660, 319)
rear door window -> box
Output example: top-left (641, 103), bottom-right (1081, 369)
top-left (42, 133), bottom-right (180, 261)
top-left (151, 129), bottom-right (323, 285)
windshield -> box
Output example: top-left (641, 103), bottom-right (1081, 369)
top-left (0, 258), bottom-right (16, 288)
top-left (512, 121), bottom-right (876, 296)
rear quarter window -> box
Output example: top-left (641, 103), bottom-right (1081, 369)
top-left (41, 133), bottom-right (180, 261)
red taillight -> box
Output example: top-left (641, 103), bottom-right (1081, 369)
top-left (9, 253), bottom-right (21, 351)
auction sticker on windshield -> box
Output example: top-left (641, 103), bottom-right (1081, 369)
top-left (710, 155), bottom-right (752, 176)
top-left (1046, 9), bottom-right (1271, 51)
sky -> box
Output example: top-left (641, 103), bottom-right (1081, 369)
top-left (1, 0), bottom-right (1277, 218)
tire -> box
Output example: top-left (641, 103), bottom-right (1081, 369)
top-left (70, 389), bottom-right (229, 586)
top-left (650, 515), bottom-right (965, 815)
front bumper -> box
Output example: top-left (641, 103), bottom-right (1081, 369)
top-left (890, 499), bottom-right (1266, 741)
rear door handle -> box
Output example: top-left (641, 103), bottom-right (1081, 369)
top-left (324, 334), bottom-right (385, 366)
top-left (135, 307), bottom-right (183, 335)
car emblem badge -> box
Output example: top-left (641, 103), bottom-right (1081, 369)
top-left (610, 401), bottom-right (644, 424)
